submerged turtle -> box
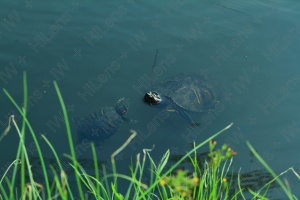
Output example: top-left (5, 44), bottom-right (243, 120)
top-left (75, 98), bottom-right (132, 144)
top-left (144, 74), bottom-right (219, 126)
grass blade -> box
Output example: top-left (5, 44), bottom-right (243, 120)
top-left (246, 141), bottom-right (295, 200)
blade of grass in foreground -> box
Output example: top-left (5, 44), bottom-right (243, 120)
top-left (53, 81), bottom-right (84, 200)
top-left (0, 179), bottom-right (9, 199)
top-left (20, 71), bottom-right (27, 198)
top-left (1, 115), bottom-right (23, 199)
top-left (246, 141), bottom-right (295, 200)
top-left (110, 130), bottom-right (137, 198)
top-left (102, 164), bottom-right (111, 200)
top-left (138, 122), bottom-right (233, 200)
top-left (3, 72), bottom-right (51, 199)
top-left (91, 143), bottom-right (101, 195)
top-left (41, 134), bottom-right (73, 200)
top-left (2, 72), bottom-right (27, 198)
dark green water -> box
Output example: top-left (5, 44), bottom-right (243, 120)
top-left (1, 0), bottom-right (300, 198)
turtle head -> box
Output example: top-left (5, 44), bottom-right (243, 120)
top-left (144, 91), bottom-right (162, 105)
top-left (115, 97), bottom-right (129, 115)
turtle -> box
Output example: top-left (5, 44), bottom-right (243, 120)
top-left (74, 98), bottom-right (132, 144)
top-left (144, 74), bottom-right (219, 126)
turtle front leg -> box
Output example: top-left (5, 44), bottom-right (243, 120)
top-left (177, 109), bottom-right (200, 127)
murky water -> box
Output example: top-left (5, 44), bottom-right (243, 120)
top-left (1, 0), bottom-right (300, 198)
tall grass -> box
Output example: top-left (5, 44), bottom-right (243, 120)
top-left (0, 72), bottom-right (298, 199)
top-left (2, 72), bottom-right (50, 199)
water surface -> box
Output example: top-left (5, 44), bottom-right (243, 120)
top-left (1, 0), bottom-right (300, 198)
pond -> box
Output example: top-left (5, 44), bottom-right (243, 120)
top-left (1, 0), bottom-right (300, 198)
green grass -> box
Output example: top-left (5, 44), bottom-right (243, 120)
top-left (0, 72), bottom-right (299, 199)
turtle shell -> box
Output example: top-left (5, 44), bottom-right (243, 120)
top-left (157, 75), bottom-right (219, 112)
top-left (76, 107), bottom-right (123, 143)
